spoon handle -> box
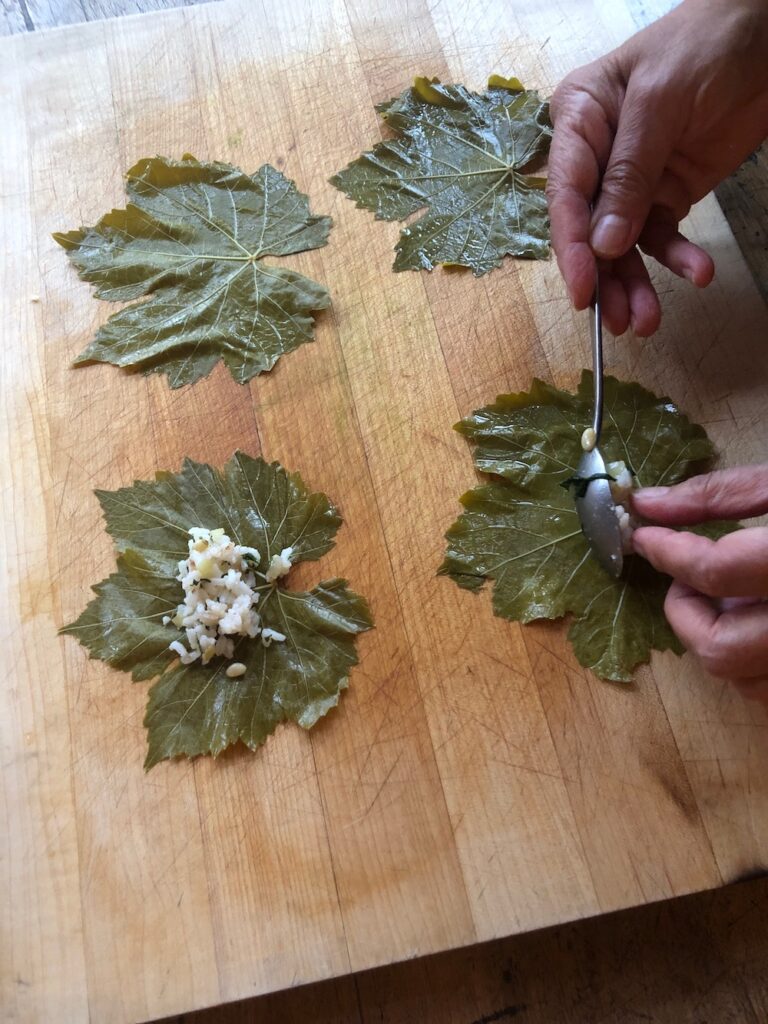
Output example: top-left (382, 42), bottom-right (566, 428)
top-left (590, 277), bottom-right (604, 440)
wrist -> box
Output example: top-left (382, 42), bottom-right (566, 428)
top-left (682, 0), bottom-right (768, 85)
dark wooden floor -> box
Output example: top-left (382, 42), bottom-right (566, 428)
top-left (156, 872), bottom-right (768, 1024)
top-left (4, 3), bottom-right (768, 1023)
top-left (716, 148), bottom-right (768, 306)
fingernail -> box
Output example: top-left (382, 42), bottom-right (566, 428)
top-left (682, 267), bottom-right (696, 284)
top-left (591, 214), bottom-right (631, 257)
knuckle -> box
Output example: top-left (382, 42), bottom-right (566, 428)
top-left (544, 180), bottom-right (576, 206)
top-left (550, 76), bottom-right (582, 118)
top-left (726, 465), bottom-right (768, 515)
top-left (685, 464), bottom-right (768, 520)
top-left (695, 556), bottom-right (726, 598)
top-left (550, 75), bottom-right (604, 125)
top-left (602, 157), bottom-right (651, 198)
top-left (696, 619), bottom-right (739, 678)
top-left (699, 471), bottom-right (730, 516)
top-left (734, 678), bottom-right (768, 703)
top-left (628, 79), bottom-right (664, 110)
top-left (698, 638), bottom-right (731, 678)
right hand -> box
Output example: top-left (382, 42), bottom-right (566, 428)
top-left (546, 0), bottom-right (768, 337)
top-left (632, 466), bottom-right (768, 701)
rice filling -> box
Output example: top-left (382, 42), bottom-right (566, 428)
top-left (606, 461), bottom-right (638, 554)
top-left (164, 528), bottom-right (294, 667)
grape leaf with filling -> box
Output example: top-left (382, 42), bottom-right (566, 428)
top-left (440, 373), bottom-right (732, 681)
top-left (54, 155), bottom-right (332, 388)
top-left (330, 76), bottom-right (551, 276)
top-left (61, 453), bottom-right (372, 768)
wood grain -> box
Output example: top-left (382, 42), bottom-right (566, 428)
top-left (0, 0), bottom-right (217, 36)
top-left (3, 0), bottom-right (767, 301)
top-left (2, 1), bottom-right (768, 1022)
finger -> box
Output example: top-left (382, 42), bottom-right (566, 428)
top-left (547, 183), bottom-right (596, 310)
top-left (547, 86), bottom-right (607, 308)
top-left (647, 169), bottom-right (691, 223)
top-left (733, 677), bottom-right (768, 703)
top-left (611, 248), bottom-right (661, 336)
top-left (639, 210), bottom-right (715, 286)
top-left (597, 264), bottom-right (630, 336)
top-left (664, 581), bottom-right (768, 679)
top-left (633, 526), bottom-right (768, 598)
top-left (590, 84), bottom-right (678, 259)
top-left (663, 579), bottom-right (718, 649)
top-left (632, 465), bottom-right (768, 524)
top-left (718, 596), bottom-right (765, 612)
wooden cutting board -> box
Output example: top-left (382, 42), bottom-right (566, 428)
top-left (3, 1), bottom-right (767, 1020)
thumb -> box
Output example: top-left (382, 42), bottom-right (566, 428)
top-left (632, 465), bottom-right (768, 525)
top-left (590, 85), bottom-right (675, 259)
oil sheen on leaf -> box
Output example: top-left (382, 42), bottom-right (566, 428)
top-left (330, 76), bottom-right (551, 276)
top-left (440, 373), bottom-right (729, 681)
top-left (61, 453), bottom-right (372, 768)
top-left (54, 155), bottom-right (332, 388)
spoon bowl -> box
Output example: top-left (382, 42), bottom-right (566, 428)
top-left (574, 447), bottom-right (624, 578)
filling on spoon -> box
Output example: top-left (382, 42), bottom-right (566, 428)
top-left (580, 426), bottom-right (597, 452)
top-left (605, 461), bottom-right (638, 554)
top-left (562, 455), bottom-right (639, 555)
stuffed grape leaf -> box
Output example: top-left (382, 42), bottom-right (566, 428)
top-left (54, 155), bottom-right (332, 388)
top-left (330, 76), bottom-right (551, 276)
top-left (440, 374), bottom-right (731, 681)
top-left (61, 453), bottom-right (373, 768)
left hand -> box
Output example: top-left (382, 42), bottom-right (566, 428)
top-left (632, 465), bottom-right (768, 701)
top-left (546, 0), bottom-right (768, 337)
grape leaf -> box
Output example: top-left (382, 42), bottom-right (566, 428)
top-left (440, 373), bottom-right (732, 681)
top-left (330, 75), bottom-right (551, 276)
top-left (61, 453), bottom-right (373, 768)
top-left (54, 155), bottom-right (332, 388)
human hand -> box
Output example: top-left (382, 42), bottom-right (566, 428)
top-left (546, 0), bottom-right (768, 336)
top-left (632, 465), bottom-right (768, 701)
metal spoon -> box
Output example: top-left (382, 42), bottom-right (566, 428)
top-left (574, 282), bottom-right (624, 579)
